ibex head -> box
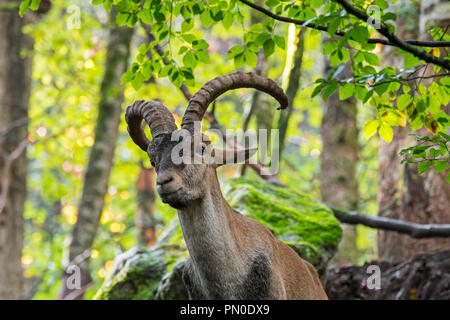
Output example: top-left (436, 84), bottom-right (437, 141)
top-left (125, 72), bottom-right (288, 209)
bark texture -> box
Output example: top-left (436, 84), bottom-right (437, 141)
top-left (321, 46), bottom-right (360, 265)
top-left (60, 10), bottom-right (133, 299)
top-left (0, 0), bottom-right (36, 299)
top-left (326, 250), bottom-right (450, 300)
top-left (377, 0), bottom-right (450, 262)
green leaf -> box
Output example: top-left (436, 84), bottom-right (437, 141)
top-left (435, 161), bottom-right (448, 174)
top-left (382, 12), bottom-right (397, 22)
top-left (222, 12), bottom-right (233, 29)
top-left (404, 53), bottom-right (420, 69)
top-left (355, 86), bottom-right (368, 100)
top-left (397, 93), bottom-right (412, 110)
top-left (200, 9), bottom-right (213, 28)
top-left (311, 83), bottom-right (326, 98)
top-left (159, 65), bottom-right (173, 77)
top-left (234, 52), bottom-right (245, 68)
top-left (351, 26), bottom-right (369, 44)
top-left (374, 82), bottom-right (390, 96)
top-left (131, 73), bottom-right (144, 90)
top-left (19, 0), bottom-right (31, 17)
top-left (181, 18), bottom-right (194, 32)
top-left (446, 171), bottom-right (450, 183)
top-left (311, 0), bottom-right (325, 9)
top-left (418, 161), bottom-right (433, 174)
top-left (227, 45), bottom-right (244, 60)
top-left (263, 38), bottom-right (275, 58)
top-left (116, 12), bottom-right (129, 26)
top-left (192, 39), bottom-right (209, 50)
top-left (373, 0), bottom-right (389, 10)
top-left (323, 41), bottom-right (336, 55)
top-left (339, 83), bottom-right (355, 100)
top-left (178, 46), bottom-right (188, 55)
top-left (379, 124), bottom-right (393, 143)
top-left (363, 120), bottom-right (380, 138)
top-left (327, 18), bottom-right (341, 37)
top-left (244, 50), bottom-right (257, 68)
top-left (195, 50), bottom-right (210, 63)
top-left (121, 70), bottom-right (134, 84)
top-left (266, 0), bottom-right (279, 7)
top-left (363, 52), bottom-right (380, 66)
top-left (116, 0), bottom-right (131, 12)
top-left (323, 83), bottom-right (338, 101)
top-left (274, 36), bottom-right (286, 50)
top-left (183, 51), bottom-right (197, 68)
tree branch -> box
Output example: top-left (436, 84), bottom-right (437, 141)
top-left (238, 0), bottom-right (450, 70)
top-left (334, 0), bottom-right (450, 71)
top-left (330, 206), bottom-right (450, 238)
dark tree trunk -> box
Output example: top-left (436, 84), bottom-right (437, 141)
top-left (377, 0), bottom-right (450, 262)
top-left (321, 44), bottom-right (360, 265)
top-left (59, 9), bottom-right (133, 299)
top-left (135, 166), bottom-right (157, 247)
top-left (0, 0), bottom-right (39, 299)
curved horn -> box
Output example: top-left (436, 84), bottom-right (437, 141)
top-left (181, 72), bottom-right (288, 132)
top-left (125, 100), bottom-right (177, 151)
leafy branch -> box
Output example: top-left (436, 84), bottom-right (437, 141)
top-left (400, 133), bottom-right (450, 181)
top-left (238, 0), bottom-right (450, 70)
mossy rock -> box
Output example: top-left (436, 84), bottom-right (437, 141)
top-left (95, 178), bottom-right (342, 299)
top-left (223, 178), bottom-right (342, 279)
top-left (94, 220), bottom-right (189, 300)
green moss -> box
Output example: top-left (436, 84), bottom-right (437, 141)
top-left (94, 242), bottom-right (187, 300)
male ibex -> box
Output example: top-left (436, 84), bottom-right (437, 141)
top-left (125, 72), bottom-right (327, 299)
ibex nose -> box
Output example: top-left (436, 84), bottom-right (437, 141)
top-left (157, 174), bottom-right (174, 186)
top-left (156, 171), bottom-right (181, 195)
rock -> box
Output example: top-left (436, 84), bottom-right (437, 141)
top-left (326, 250), bottom-right (450, 300)
top-left (95, 178), bottom-right (342, 299)
top-left (94, 220), bottom-right (189, 300)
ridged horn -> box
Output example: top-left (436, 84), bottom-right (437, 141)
top-left (125, 100), bottom-right (177, 151)
top-left (181, 72), bottom-right (288, 132)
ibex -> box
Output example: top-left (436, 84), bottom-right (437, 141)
top-left (125, 72), bottom-right (327, 299)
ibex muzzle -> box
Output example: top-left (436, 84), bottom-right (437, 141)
top-left (125, 72), bottom-right (328, 299)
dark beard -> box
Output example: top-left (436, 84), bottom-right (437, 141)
top-left (167, 200), bottom-right (187, 209)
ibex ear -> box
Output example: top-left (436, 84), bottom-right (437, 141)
top-left (214, 147), bottom-right (258, 167)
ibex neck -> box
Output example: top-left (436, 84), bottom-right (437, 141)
top-left (177, 182), bottom-right (244, 281)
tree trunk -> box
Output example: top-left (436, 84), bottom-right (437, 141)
top-left (377, 0), bottom-right (450, 262)
top-left (0, 0), bottom-right (38, 299)
top-left (59, 9), bottom-right (133, 299)
top-left (277, 29), bottom-right (305, 160)
top-left (321, 43), bottom-right (360, 265)
top-left (135, 166), bottom-right (157, 247)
